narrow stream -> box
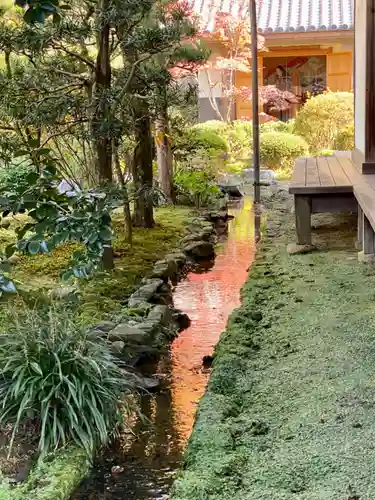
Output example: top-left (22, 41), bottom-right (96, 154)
top-left (72, 196), bottom-right (255, 500)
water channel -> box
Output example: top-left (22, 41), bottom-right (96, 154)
top-left (72, 195), bottom-right (255, 500)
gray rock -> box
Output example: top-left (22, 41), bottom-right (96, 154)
top-left (7, 254), bottom-right (21, 265)
top-left (87, 329), bottom-right (106, 340)
top-left (165, 252), bottom-right (187, 269)
top-left (287, 243), bottom-right (316, 255)
top-left (138, 376), bottom-right (161, 391)
top-left (183, 240), bottom-right (215, 260)
top-left (91, 321), bottom-right (116, 333)
top-left (150, 259), bottom-right (178, 281)
top-left (182, 231), bottom-right (213, 245)
top-left (172, 309), bottom-right (191, 331)
top-left (128, 279), bottom-right (163, 307)
top-left (49, 286), bottom-right (78, 301)
top-left (147, 305), bottom-right (172, 327)
top-left (137, 320), bottom-right (160, 335)
top-left (108, 324), bottom-right (150, 344)
top-left (111, 340), bottom-right (125, 353)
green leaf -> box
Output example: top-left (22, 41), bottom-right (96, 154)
top-left (28, 241), bottom-right (40, 255)
top-left (5, 244), bottom-right (15, 259)
top-left (24, 6), bottom-right (46, 23)
top-left (1, 281), bottom-right (17, 294)
top-left (99, 227), bottom-right (112, 241)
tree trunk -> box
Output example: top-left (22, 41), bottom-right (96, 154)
top-left (94, 0), bottom-right (114, 269)
top-left (132, 110), bottom-right (155, 228)
top-left (113, 141), bottom-right (133, 245)
top-left (156, 109), bottom-right (174, 204)
top-left (94, 0), bottom-right (112, 185)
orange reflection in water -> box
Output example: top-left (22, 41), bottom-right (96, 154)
top-left (170, 197), bottom-right (255, 444)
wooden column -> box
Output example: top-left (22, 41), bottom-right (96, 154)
top-left (365, 0), bottom-right (375, 165)
top-left (354, 0), bottom-right (375, 173)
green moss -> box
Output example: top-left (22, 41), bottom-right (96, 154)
top-left (0, 447), bottom-right (89, 500)
top-left (0, 206), bottom-right (192, 325)
top-left (172, 192), bottom-right (375, 500)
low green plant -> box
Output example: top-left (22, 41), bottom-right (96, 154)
top-left (260, 119), bottom-right (295, 134)
top-left (0, 308), bottom-right (135, 459)
top-left (0, 161), bottom-right (33, 194)
top-left (294, 91), bottom-right (353, 151)
top-left (334, 123), bottom-right (354, 151)
top-left (260, 132), bottom-right (309, 174)
top-left (174, 170), bottom-right (222, 208)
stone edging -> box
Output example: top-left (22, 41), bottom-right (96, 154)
top-left (89, 212), bottom-right (230, 372)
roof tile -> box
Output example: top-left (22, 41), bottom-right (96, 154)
top-left (195, 0), bottom-right (354, 33)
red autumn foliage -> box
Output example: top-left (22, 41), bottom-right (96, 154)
top-left (235, 85), bottom-right (300, 111)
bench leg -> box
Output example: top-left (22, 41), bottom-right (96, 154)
top-left (356, 205), bottom-right (363, 250)
top-left (358, 212), bottom-right (375, 262)
top-left (295, 195), bottom-right (312, 246)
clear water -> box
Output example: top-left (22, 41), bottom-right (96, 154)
top-left (72, 197), bottom-right (255, 500)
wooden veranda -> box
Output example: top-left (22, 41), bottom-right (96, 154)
top-left (290, 0), bottom-right (375, 261)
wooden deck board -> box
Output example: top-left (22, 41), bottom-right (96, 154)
top-left (291, 157), bottom-right (306, 187)
top-left (336, 156), bottom-right (363, 186)
top-left (290, 152), bottom-right (375, 252)
top-left (290, 153), bottom-right (355, 194)
top-left (326, 157), bottom-right (352, 186)
top-left (317, 157), bottom-right (335, 186)
top-left (306, 157), bottom-right (320, 186)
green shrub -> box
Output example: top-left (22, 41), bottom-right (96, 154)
top-left (260, 119), bottom-right (295, 134)
top-left (189, 125), bottom-right (229, 155)
top-left (334, 123), bottom-right (354, 151)
top-left (260, 132), bottom-right (309, 172)
top-left (174, 170), bottom-right (222, 208)
top-left (174, 125), bottom-right (228, 163)
top-left (0, 308), bottom-right (134, 459)
top-left (294, 92), bottom-right (353, 151)
top-left (230, 120), bottom-right (252, 160)
top-left (0, 162), bottom-right (34, 193)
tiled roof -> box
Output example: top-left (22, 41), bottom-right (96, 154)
top-left (194, 0), bottom-right (354, 33)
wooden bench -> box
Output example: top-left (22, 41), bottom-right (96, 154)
top-left (289, 152), bottom-right (375, 260)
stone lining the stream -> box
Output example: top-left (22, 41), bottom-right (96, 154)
top-left (87, 212), bottom-right (229, 383)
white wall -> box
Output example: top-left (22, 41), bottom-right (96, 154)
top-left (198, 69), bottom-right (223, 99)
top-left (355, 0), bottom-right (366, 155)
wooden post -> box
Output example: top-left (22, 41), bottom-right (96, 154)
top-left (295, 195), bottom-right (312, 245)
top-left (362, 213), bottom-right (375, 255)
top-left (356, 204), bottom-right (364, 249)
top-left (250, 0), bottom-right (260, 207)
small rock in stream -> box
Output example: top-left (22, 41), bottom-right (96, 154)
top-left (202, 355), bottom-right (214, 369)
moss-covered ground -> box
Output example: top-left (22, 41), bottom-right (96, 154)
top-left (0, 205), bottom-right (191, 498)
top-left (172, 189), bottom-right (375, 500)
top-left (0, 206), bottom-right (191, 326)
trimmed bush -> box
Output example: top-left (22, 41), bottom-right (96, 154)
top-left (0, 308), bottom-right (135, 459)
top-left (334, 123), bottom-right (354, 151)
top-left (230, 120), bottom-right (252, 160)
top-left (174, 125), bottom-right (228, 162)
top-left (294, 92), bottom-right (354, 151)
top-left (260, 119), bottom-right (295, 134)
top-left (260, 132), bottom-right (309, 172)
